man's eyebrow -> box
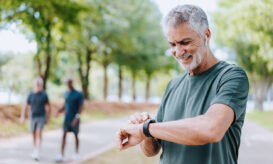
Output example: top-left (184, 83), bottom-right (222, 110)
top-left (178, 38), bottom-right (192, 44)
top-left (168, 38), bottom-right (192, 45)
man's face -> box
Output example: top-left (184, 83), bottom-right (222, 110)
top-left (34, 81), bottom-right (43, 91)
top-left (67, 80), bottom-right (73, 90)
top-left (166, 23), bottom-right (206, 71)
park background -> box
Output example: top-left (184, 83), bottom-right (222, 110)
top-left (0, 0), bottom-right (273, 163)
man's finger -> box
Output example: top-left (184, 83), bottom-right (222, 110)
top-left (134, 113), bottom-right (142, 122)
top-left (130, 115), bottom-right (137, 124)
top-left (141, 112), bottom-right (150, 120)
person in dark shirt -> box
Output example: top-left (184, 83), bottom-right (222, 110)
top-left (56, 78), bottom-right (84, 162)
top-left (116, 5), bottom-right (249, 164)
top-left (20, 77), bottom-right (51, 161)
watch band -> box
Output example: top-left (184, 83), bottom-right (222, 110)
top-left (143, 119), bottom-right (156, 138)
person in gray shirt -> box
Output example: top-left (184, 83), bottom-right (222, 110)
top-left (20, 77), bottom-right (51, 161)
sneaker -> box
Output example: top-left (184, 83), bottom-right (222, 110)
top-left (55, 154), bottom-right (64, 163)
top-left (72, 153), bottom-right (79, 161)
top-left (31, 150), bottom-right (40, 161)
top-left (34, 151), bottom-right (40, 161)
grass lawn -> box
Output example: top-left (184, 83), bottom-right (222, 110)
top-left (83, 146), bottom-right (160, 164)
top-left (246, 110), bottom-right (273, 131)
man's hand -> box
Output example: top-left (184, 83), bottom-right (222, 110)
top-left (72, 118), bottom-right (79, 126)
top-left (129, 112), bottom-right (151, 124)
top-left (116, 124), bottom-right (146, 151)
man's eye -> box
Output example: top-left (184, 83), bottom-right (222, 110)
top-left (181, 41), bottom-right (191, 45)
top-left (169, 43), bottom-right (175, 47)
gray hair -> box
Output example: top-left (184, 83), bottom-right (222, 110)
top-left (163, 5), bottom-right (209, 37)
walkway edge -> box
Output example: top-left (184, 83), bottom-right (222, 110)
top-left (71, 143), bottom-right (116, 164)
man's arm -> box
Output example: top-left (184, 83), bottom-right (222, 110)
top-left (118, 103), bottom-right (234, 150)
top-left (56, 105), bottom-right (65, 116)
top-left (72, 99), bottom-right (84, 126)
top-left (45, 103), bottom-right (51, 123)
top-left (140, 138), bottom-right (161, 157)
top-left (149, 104), bottom-right (234, 145)
top-left (20, 104), bottom-right (30, 123)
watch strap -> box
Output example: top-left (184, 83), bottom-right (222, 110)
top-left (143, 119), bottom-right (156, 138)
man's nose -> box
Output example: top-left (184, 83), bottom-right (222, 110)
top-left (175, 45), bottom-right (186, 57)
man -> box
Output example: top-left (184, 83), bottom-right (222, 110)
top-left (20, 77), bottom-right (51, 161)
top-left (56, 78), bottom-right (84, 162)
top-left (117, 5), bottom-right (249, 164)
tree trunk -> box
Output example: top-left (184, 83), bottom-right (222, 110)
top-left (77, 49), bottom-right (92, 99)
top-left (42, 20), bottom-right (52, 90)
top-left (145, 74), bottom-right (151, 103)
top-left (35, 53), bottom-right (43, 78)
top-left (103, 63), bottom-right (108, 101)
top-left (252, 79), bottom-right (270, 111)
top-left (118, 65), bottom-right (123, 102)
top-left (132, 72), bottom-right (136, 102)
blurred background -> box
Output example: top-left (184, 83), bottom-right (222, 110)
top-left (0, 0), bottom-right (272, 163)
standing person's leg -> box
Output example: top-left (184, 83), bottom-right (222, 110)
top-left (37, 130), bottom-right (42, 151)
top-left (74, 133), bottom-right (79, 154)
top-left (56, 123), bottom-right (68, 163)
top-left (32, 131), bottom-right (37, 149)
top-left (72, 120), bottom-right (80, 160)
top-left (36, 116), bottom-right (46, 152)
top-left (61, 131), bottom-right (67, 156)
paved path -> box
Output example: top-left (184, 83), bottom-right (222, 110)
top-left (0, 117), bottom-right (273, 164)
top-left (239, 120), bottom-right (273, 164)
top-left (0, 117), bottom-right (129, 164)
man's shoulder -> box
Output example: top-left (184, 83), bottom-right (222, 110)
top-left (220, 62), bottom-right (248, 80)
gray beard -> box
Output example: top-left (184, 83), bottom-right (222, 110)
top-left (174, 49), bottom-right (203, 72)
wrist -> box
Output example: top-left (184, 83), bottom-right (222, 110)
top-left (143, 119), bottom-right (156, 138)
top-left (75, 113), bottom-right (80, 119)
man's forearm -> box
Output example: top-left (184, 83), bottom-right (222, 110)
top-left (45, 104), bottom-right (51, 119)
top-left (149, 115), bottom-right (219, 145)
top-left (140, 137), bottom-right (161, 157)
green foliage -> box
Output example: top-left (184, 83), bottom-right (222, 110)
top-left (214, 0), bottom-right (273, 110)
top-left (214, 0), bottom-right (273, 78)
top-left (0, 0), bottom-right (174, 100)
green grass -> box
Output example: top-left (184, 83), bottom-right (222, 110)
top-left (246, 110), bottom-right (273, 131)
top-left (83, 146), bottom-right (160, 164)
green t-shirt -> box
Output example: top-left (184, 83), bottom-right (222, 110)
top-left (156, 61), bottom-right (249, 164)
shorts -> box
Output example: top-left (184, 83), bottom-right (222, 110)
top-left (29, 116), bottom-right (46, 132)
top-left (63, 119), bottom-right (80, 135)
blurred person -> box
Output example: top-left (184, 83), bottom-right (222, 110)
top-left (20, 77), bottom-right (51, 161)
top-left (55, 78), bottom-right (84, 163)
top-left (116, 5), bottom-right (249, 164)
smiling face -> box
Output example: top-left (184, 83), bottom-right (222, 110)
top-left (166, 23), bottom-right (207, 72)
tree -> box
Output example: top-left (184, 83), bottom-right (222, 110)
top-left (0, 0), bottom-right (83, 89)
top-left (214, 0), bottom-right (273, 111)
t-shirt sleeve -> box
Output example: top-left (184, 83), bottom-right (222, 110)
top-left (210, 67), bottom-right (249, 122)
top-left (27, 92), bottom-right (32, 105)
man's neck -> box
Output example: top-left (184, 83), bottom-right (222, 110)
top-left (34, 89), bottom-right (43, 93)
top-left (189, 49), bottom-right (219, 76)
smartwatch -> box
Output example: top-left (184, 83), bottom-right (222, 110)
top-left (143, 119), bottom-right (156, 138)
